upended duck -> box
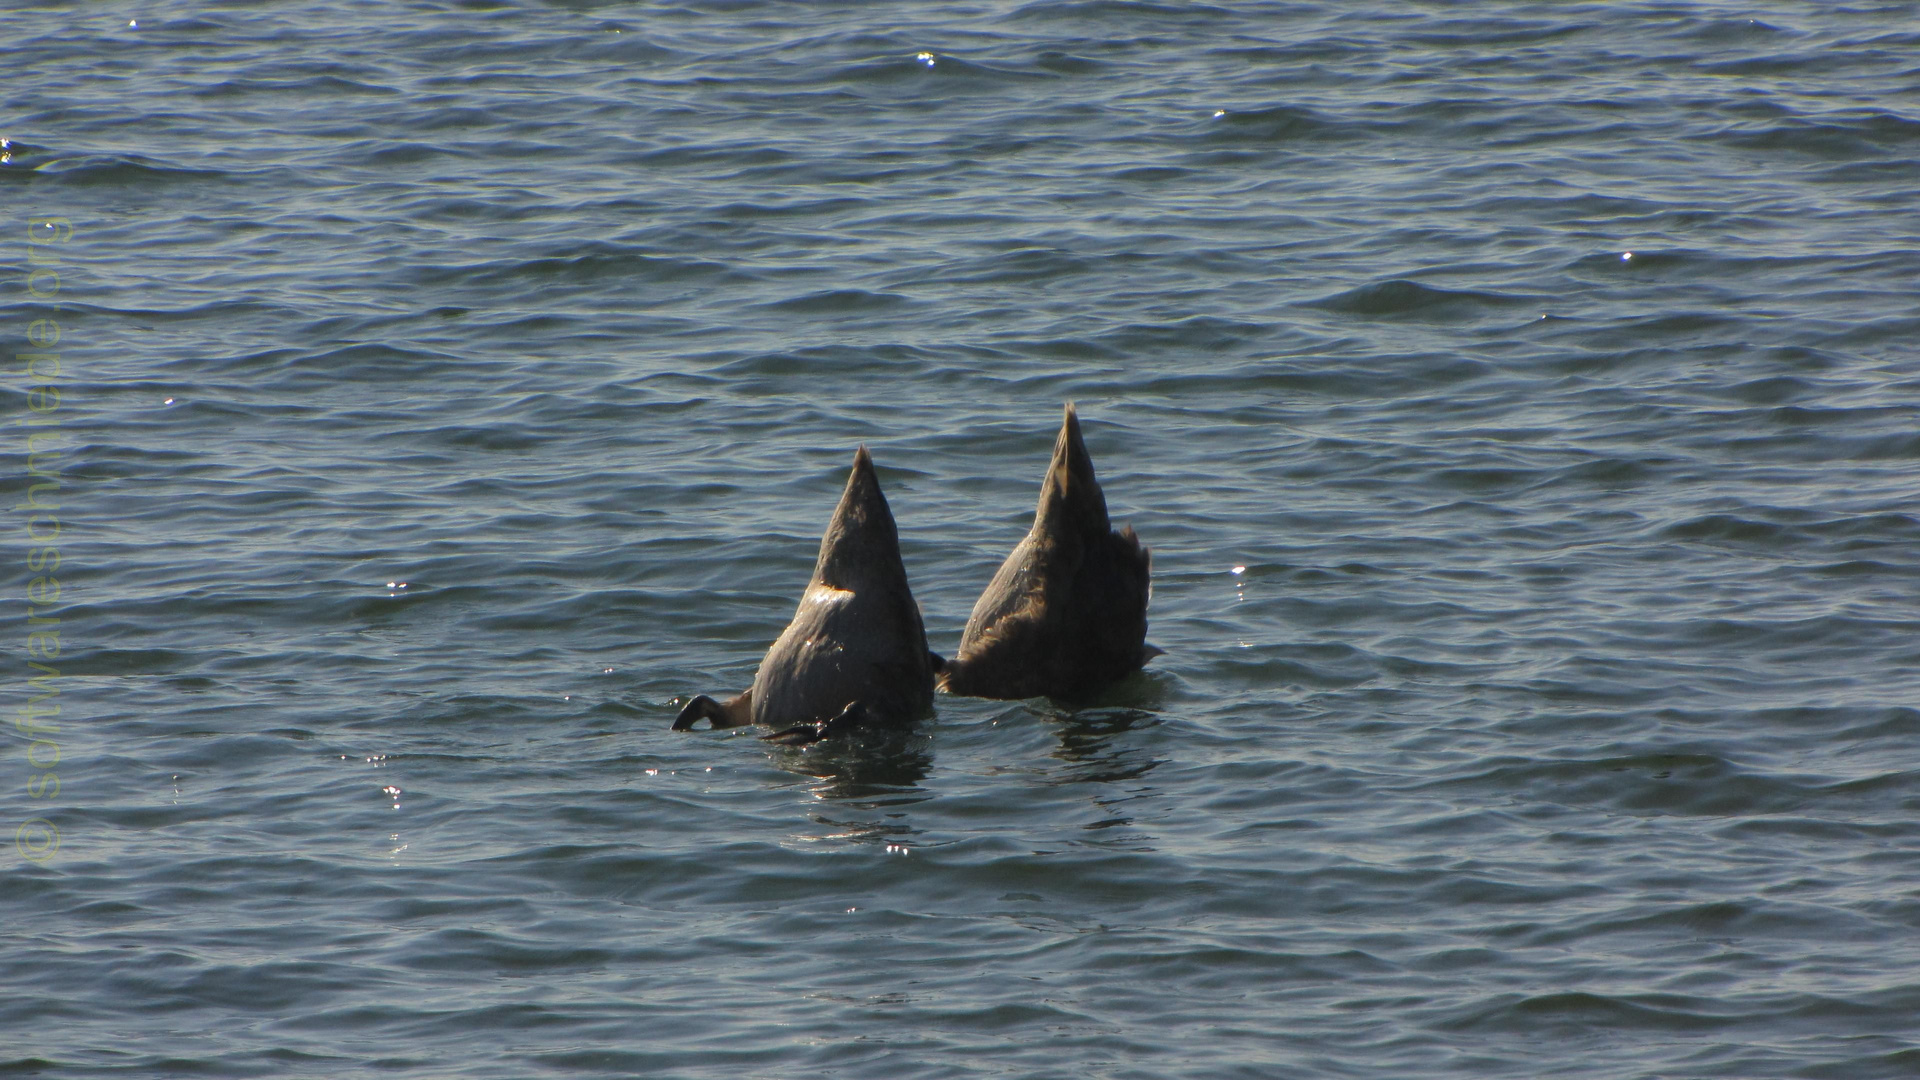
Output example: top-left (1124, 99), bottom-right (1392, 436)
top-left (672, 446), bottom-right (936, 745)
top-left (938, 403), bottom-right (1157, 702)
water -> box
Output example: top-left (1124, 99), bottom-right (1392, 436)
top-left (5, 1), bottom-right (1920, 1076)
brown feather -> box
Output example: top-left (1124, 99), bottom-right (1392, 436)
top-left (675, 446), bottom-right (934, 733)
top-left (940, 404), bottom-right (1155, 701)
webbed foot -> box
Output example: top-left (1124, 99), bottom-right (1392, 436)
top-left (762, 701), bottom-right (871, 746)
top-left (673, 692), bottom-right (752, 731)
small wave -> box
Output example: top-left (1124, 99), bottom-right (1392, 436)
top-left (395, 927), bottom-right (617, 975)
top-left (1441, 990), bottom-right (1734, 1034)
top-left (408, 245), bottom-right (745, 289)
top-left (189, 342), bottom-right (464, 384)
top-left (1428, 466), bottom-right (1543, 495)
top-left (633, 143), bottom-right (796, 169)
top-left (1662, 510), bottom-right (1920, 546)
top-left (1432, 751), bottom-right (1831, 817)
top-left (1307, 279), bottom-right (1526, 321)
top-left (1553, 457), bottom-right (1662, 488)
top-left (1799, 1048), bottom-right (1920, 1079)
top-left (25, 155), bottom-right (235, 187)
top-left (1727, 375), bottom-right (1818, 405)
top-left (1718, 112), bottom-right (1920, 159)
top-left (1568, 248), bottom-right (1701, 274)
top-left (1200, 103), bottom-right (1343, 144)
top-left (1661, 512), bottom-right (1794, 544)
top-left (1034, 50), bottom-right (1105, 74)
top-left (192, 73), bottom-right (398, 98)
top-left (926, 246), bottom-right (1094, 286)
top-left (1401, 18), bottom-right (1595, 48)
top-left (754, 288), bottom-right (914, 314)
top-left (1095, 314), bottom-right (1274, 352)
top-left (1696, 51), bottom-right (1854, 78)
top-left (1666, 16), bottom-right (1788, 44)
top-left (0, 137), bottom-right (47, 167)
top-left (424, 423), bottom-right (550, 453)
top-left (1215, 643), bottom-right (1377, 691)
top-left (1006, 0), bottom-right (1240, 26)
top-left (826, 48), bottom-right (1057, 88)
top-left (708, 344), bottom-right (939, 376)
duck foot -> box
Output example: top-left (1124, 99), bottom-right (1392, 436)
top-left (672, 696), bottom-right (720, 731)
top-left (762, 701), bottom-right (871, 746)
top-left (673, 691), bottom-right (753, 731)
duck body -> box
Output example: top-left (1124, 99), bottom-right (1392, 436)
top-left (674, 446), bottom-right (935, 742)
top-left (939, 404), bottom-right (1154, 701)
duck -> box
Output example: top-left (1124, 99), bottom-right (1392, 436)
top-left (938, 403), bottom-right (1157, 702)
top-left (672, 445), bottom-right (937, 744)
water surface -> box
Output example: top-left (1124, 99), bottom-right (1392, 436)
top-left (4, 1), bottom-right (1920, 1076)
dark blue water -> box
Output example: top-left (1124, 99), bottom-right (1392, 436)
top-left (5, 2), bottom-right (1920, 1076)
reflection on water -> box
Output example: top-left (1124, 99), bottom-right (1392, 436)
top-left (800, 809), bottom-right (921, 849)
top-left (776, 728), bottom-right (934, 799)
top-left (762, 700), bottom-right (1172, 849)
top-left (1048, 707), bottom-right (1164, 786)
top-left (767, 726), bottom-right (936, 846)
top-left (1037, 705), bottom-right (1166, 851)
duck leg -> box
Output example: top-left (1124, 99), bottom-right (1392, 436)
top-left (672, 690), bottom-right (753, 730)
